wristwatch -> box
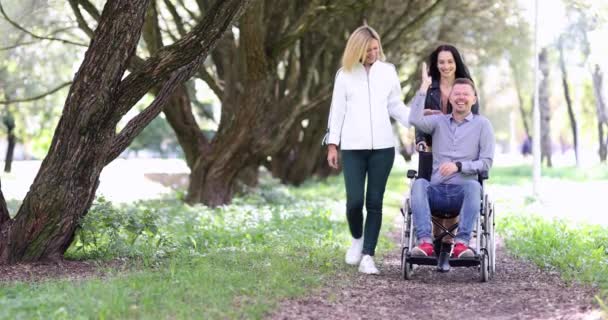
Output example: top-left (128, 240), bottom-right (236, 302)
top-left (455, 161), bottom-right (462, 172)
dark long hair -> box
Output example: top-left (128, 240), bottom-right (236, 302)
top-left (428, 44), bottom-right (472, 82)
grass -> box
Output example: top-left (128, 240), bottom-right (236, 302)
top-left (492, 164), bottom-right (608, 315)
top-left (3, 162), bottom-right (607, 318)
top-left (489, 164), bottom-right (608, 185)
top-left (0, 168), bottom-right (408, 320)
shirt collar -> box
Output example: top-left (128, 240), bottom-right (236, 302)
top-left (449, 111), bottom-right (474, 122)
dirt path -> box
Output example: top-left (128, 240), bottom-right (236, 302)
top-left (269, 234), bottom-right (601, 320)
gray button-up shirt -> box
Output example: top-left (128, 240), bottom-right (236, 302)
top-left (408, 92), bottom-right (495, 185)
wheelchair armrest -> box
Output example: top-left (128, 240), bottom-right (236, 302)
top-left (407, 170), bottom-right (417, 179)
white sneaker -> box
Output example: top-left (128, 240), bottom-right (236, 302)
top-left (345, 237), bottom-right (363, 265)
top-left (358, 255), bottom-right (379, 274)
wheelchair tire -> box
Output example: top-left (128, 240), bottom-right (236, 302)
top-left (480, 251), bottom-right (490, 282)
top-left (491, 203), bottom-right (496, 275)
top-left (401, 249), bottom-right (413, 280)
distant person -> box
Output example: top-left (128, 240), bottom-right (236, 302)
top-left (409, 71), bottom-right (495, 259)
top-left (521, 135), bottom-right (532, 156)
top-left (323, 25), bottom-right (411, 274)
top-left (416, 44), bottom-right (480, 254)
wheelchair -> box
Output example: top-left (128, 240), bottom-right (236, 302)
top-left (400, 149), bottom-right (496, 282)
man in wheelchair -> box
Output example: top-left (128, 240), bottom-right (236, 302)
top-left (408, 76), bottom-right (495, 259)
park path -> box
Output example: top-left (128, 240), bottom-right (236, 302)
top-left (269, 231), bottom-right (601, 320)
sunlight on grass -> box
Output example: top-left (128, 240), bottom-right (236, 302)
top-left (492, 164), bottom-right (608, 314)
top-left (2, 162), bottom-right (608, 318)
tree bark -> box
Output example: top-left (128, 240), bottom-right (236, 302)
top-left (0, 179), bottom-right (9, 225)
top-left (0, 0), bottom-right (251, 264)
top-left (508, 60), bottom-right (531, 138)
top-left (539, 48), bottom-right (552, 167)
top-left (599, 122), bottom-right (607, 163)
top-left (2, 103), bottom-right (15, 173)
top-left (270, 112), bottom-right (330, 185)
top-left (592, 64), bottom-right (608, 162)
top-left (186, 79), bottom-right (272, 206)
top-left (557, 38), bottom-right (578, 166)
top-left (141, 3), bottom-right (210, 169)
top-left (4, 126), bottom-right (15, 173)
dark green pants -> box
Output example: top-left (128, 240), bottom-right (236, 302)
top-left (341, 147), bottom-right (395, 256)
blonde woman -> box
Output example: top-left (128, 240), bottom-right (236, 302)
top-left (324, 25), bottom-right (423, 274)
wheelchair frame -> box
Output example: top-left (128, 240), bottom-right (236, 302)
top-left (399, 169), bottom-right (496, 282)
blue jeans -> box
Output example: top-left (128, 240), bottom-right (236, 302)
top-left (410, 179), bottom-right (481, 244)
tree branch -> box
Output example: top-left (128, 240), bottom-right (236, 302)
top-left (68, 0), bottom-right (95, 38)
top-left (0, 2), bottom-right (88, 47)
top-left (271, 2), bottom-right (327, 58)
top-left (0, 178), bottom-right (9, 226)
top-left (162, 0), bottom-right (188, 36)
top-left (113, 0), bottom-right (251, 118)
top-left (297, 88), bottom-right (332, 115)
top-left (74, 0), bottom-right (101, 20)
top-left (175, 0), bottom-right (199, 22)
top-left (0, 40), bottom-right (37, 51)
top-left (106, 66), bottom-right (193, 164)
top-left (0, 81), bottom-right (72, 104)
top-left (197, 66), bottom-right (224, 100)
top-left (383, 0), bottom-right (444, 50)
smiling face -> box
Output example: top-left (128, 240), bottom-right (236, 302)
top-left (364, 39), bottom-right (380, 65)
top-left (437, 50), bottom-right (456, 79)
top-left (449, 83), bottom-right (477, 116)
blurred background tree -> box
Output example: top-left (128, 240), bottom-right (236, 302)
top-left (1, 0), bottom-right (607, 206)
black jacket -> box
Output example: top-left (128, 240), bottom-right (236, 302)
top-left (415, 79), bottom-right (480, 146)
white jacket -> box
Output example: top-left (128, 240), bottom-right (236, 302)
top-left (325, 61), bottom-right (410, 150)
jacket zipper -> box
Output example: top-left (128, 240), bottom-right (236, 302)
top-left (366, 69), bottom-right (374, 149)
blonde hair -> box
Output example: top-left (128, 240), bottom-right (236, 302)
top-left (341, 25), bottom-right (385, 72)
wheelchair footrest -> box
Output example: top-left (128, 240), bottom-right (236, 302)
top-left (406, 254), bottom-right (481, 267)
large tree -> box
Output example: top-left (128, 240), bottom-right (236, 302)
top-left (0, 0), bottom-right (251, 264)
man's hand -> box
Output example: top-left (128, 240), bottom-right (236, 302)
top-left (327, 144), bottom-right (339, 169)
top-left (438, 162), bottom-right (459, 176)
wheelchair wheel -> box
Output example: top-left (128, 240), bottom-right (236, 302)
top-left (401, 249), bottom-right (413, 280)
top-left (480, 250), bottom-right (489, 282)
top-left (490, 203), bottom-right (496, 275)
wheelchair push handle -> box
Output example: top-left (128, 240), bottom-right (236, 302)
top-left (416, 141), bottom-right (428, 153)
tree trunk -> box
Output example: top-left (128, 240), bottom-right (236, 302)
top-left (141, 2), bottom-right (210, 170)
top-left (539, 48), bottom-right (552, 167)
top-left (0, 0), bottom-right (151, 264)
top-left (599, 123), bottom-right (607, 162)
top-left (558, 39), bottom-right (578, 166)
top-left (186, 79), bottom-right (271, 206)
top-left (2, 105), bottom-right (15, 173)
top-left (508, 60), bottom-right (531, 138)
top-left (0, 179), bottom-right (9, 225)
top-left (4, 130), bottom-right (15, 173)
top-left (592, 64), bottom-right (608, 162)
top-left (270, 112), bottom-right (330, 185)
top-left (0, 0), bottom-right (251, 264)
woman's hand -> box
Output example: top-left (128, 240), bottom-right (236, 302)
top-left (327, 144), bottom-right (339, 169)
top-left (423, 109), bottom-right (442, 116)
top-left (419, 62), bottom-right (432, 94)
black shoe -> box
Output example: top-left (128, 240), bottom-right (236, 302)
top-left (436, 251), bottom-right (451, 272)
top-left (436, 242), bottom-right (452, 272)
